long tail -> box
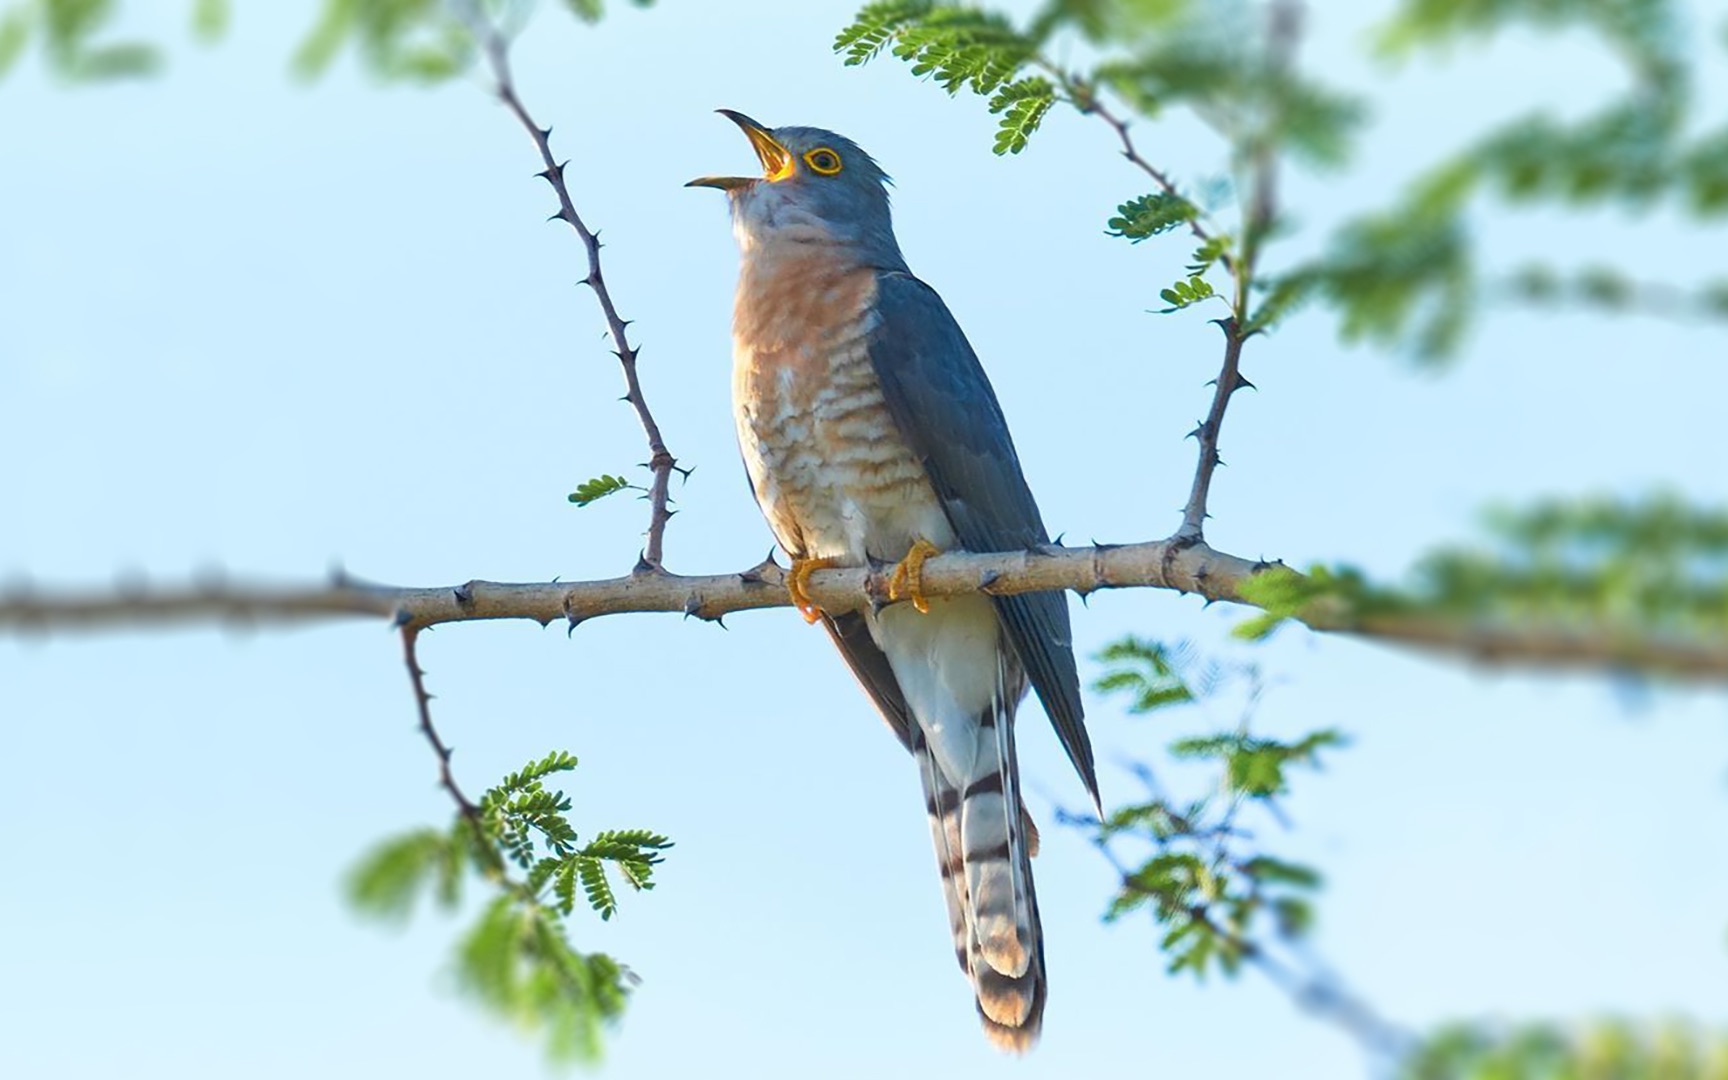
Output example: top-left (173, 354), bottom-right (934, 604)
top-left (913, 660), bottom-right (1045, 1051)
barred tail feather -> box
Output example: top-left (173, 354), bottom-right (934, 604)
top-left (912, 667), bottom-right (1045, 1051)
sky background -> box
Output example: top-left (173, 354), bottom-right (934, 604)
top-left (3, 1), bottom-right (1727, 1077)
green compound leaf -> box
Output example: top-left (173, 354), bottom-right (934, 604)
top-left (568, 474), bottom-right (631, 507)
top-left (1107, 192), bottom-right (1197, 242)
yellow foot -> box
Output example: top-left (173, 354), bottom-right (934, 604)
top-left (888, 538), bottom-right (942, 614)
top-left (787, 555), bottom-right (841, 624)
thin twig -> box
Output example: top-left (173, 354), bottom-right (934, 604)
top-left (476, 26), bottom-right (679, 569)
top-left (1086, 821), bottom-right (1409, 1058)
top-left (1176, 321), bottom-right (1249, 540)
top-left (1175, 1), bottom-right (1301, 542)
top-left (1182, 900), bottom-right (1414, 1060)
top-left (1055, 66), bottom-right (1234, 276)
top-left (1077, 75), bottom-right (1250, 541)
top-left (399, 625), bottom-right (484, 828)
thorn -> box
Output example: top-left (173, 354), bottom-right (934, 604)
top-left (709, 614), bottom-right (727, 630)
top-left (391, 607), bottom-right (413, 628)
top-left (580, 275), bottom-right (597, 289)
top-left (1235, 374), bottom-right (1257, 392)
top-left (1092, 540), bottom-right (1122, 552)
top-left (328, 563), bottom-right (349, 587)
top-left (1188, 423), bottom-right (1206, 440)
top-left (453, 583), bottom-right (475, 607)
top-left (537, 126), bottom-right (553, 142)
top-left (682, 595), bottom-right (702, 619)
top-left (535, 160), bottom-right (569, 183)
top-left (978, 569), bottom-right (1001, 591)
top-left (535, 616), bottom-right (552, 628)
top-left (674, 464), bottom-right (696, 482)
top-left (633, 552), bottom-right (656, 574)
top-left (1051, 531), bottom-right (1067, 546)
top-left (1078, 591), bottom-right (1092, 607)
top-left (740, 549), bottom-right (781, 585)
top-left (547, 209), bottom-right (568, 224)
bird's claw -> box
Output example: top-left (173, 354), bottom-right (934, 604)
top-left (787, 555), bottom-right (840, 624)
top-left (888, 538), bottom-right (942, 614)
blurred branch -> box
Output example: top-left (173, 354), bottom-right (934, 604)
top-left (1070, 696), bottom-right (1410, 1062)
top-left (473, 17), bottom-right (681, 569)
top-left (9, 538), bottom-right (1728, 678)
top-left (1502, 264), bottom-right (1728, 324)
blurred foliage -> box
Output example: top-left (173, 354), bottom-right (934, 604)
top-left (293, 0), bottom-right (475, 82)
top-left (836, 0), bottom-right (1728, 360)
top-left (1083, 639), bottom-right (1339, 979)
top-left (1235, 494), bottom-right (1728, 653)
top-left (1399, 1019), bottom-right (1728, 1080)
top-left (348, 750), bottom-right (670, 1064)
top-left (0, 0), bottom-right (168, 80)
top-left (0, 0), bottom-right (654, 83)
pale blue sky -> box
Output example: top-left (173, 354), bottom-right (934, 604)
top-left (3, 2), bottom-right (1726, 1078)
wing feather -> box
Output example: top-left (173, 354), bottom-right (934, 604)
top-left (864, 270), bottom-right (1099, 807)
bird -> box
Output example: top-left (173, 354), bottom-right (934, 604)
top-left (690, 111), bottom-right (1098, 1051)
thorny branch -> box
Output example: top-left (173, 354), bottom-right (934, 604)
top-left (1075, 87), bottom-right (1235, 276)
top-left (1178, 323), bottom-right (1250, 541)
top-left (9, 542), bottom-right (1728, 680)
top-left (1059, 70), bottom-right (1250, 542)
top-left (400, 625), bottom-right (485, 831)
top-left (1174, 0), bottom-right (1300, 542)
top-left (477, 23), bottom-right (680, 569)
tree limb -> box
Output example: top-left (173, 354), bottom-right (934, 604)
top-left (7, 542), bottom-right (1728, 680)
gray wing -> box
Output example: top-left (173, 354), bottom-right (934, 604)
top-left (865, 269), bottom-right (1098, 808)
top-left (820, 611), bottom-right (915, 754)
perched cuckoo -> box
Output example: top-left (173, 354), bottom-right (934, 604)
top-left (691, 111), bottom-right (1098, 1051)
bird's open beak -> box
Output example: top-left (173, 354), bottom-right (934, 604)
top-left (686, 109), bottom-right (795, 190)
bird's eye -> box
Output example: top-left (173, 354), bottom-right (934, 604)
top-left (803, 147), bottom-right (843, 176)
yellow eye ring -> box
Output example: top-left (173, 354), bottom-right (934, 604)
top-left (803, 147), bottom-right (843, 176)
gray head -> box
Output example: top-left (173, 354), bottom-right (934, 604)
top-left (688, 110), bottom-right (906, 270)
